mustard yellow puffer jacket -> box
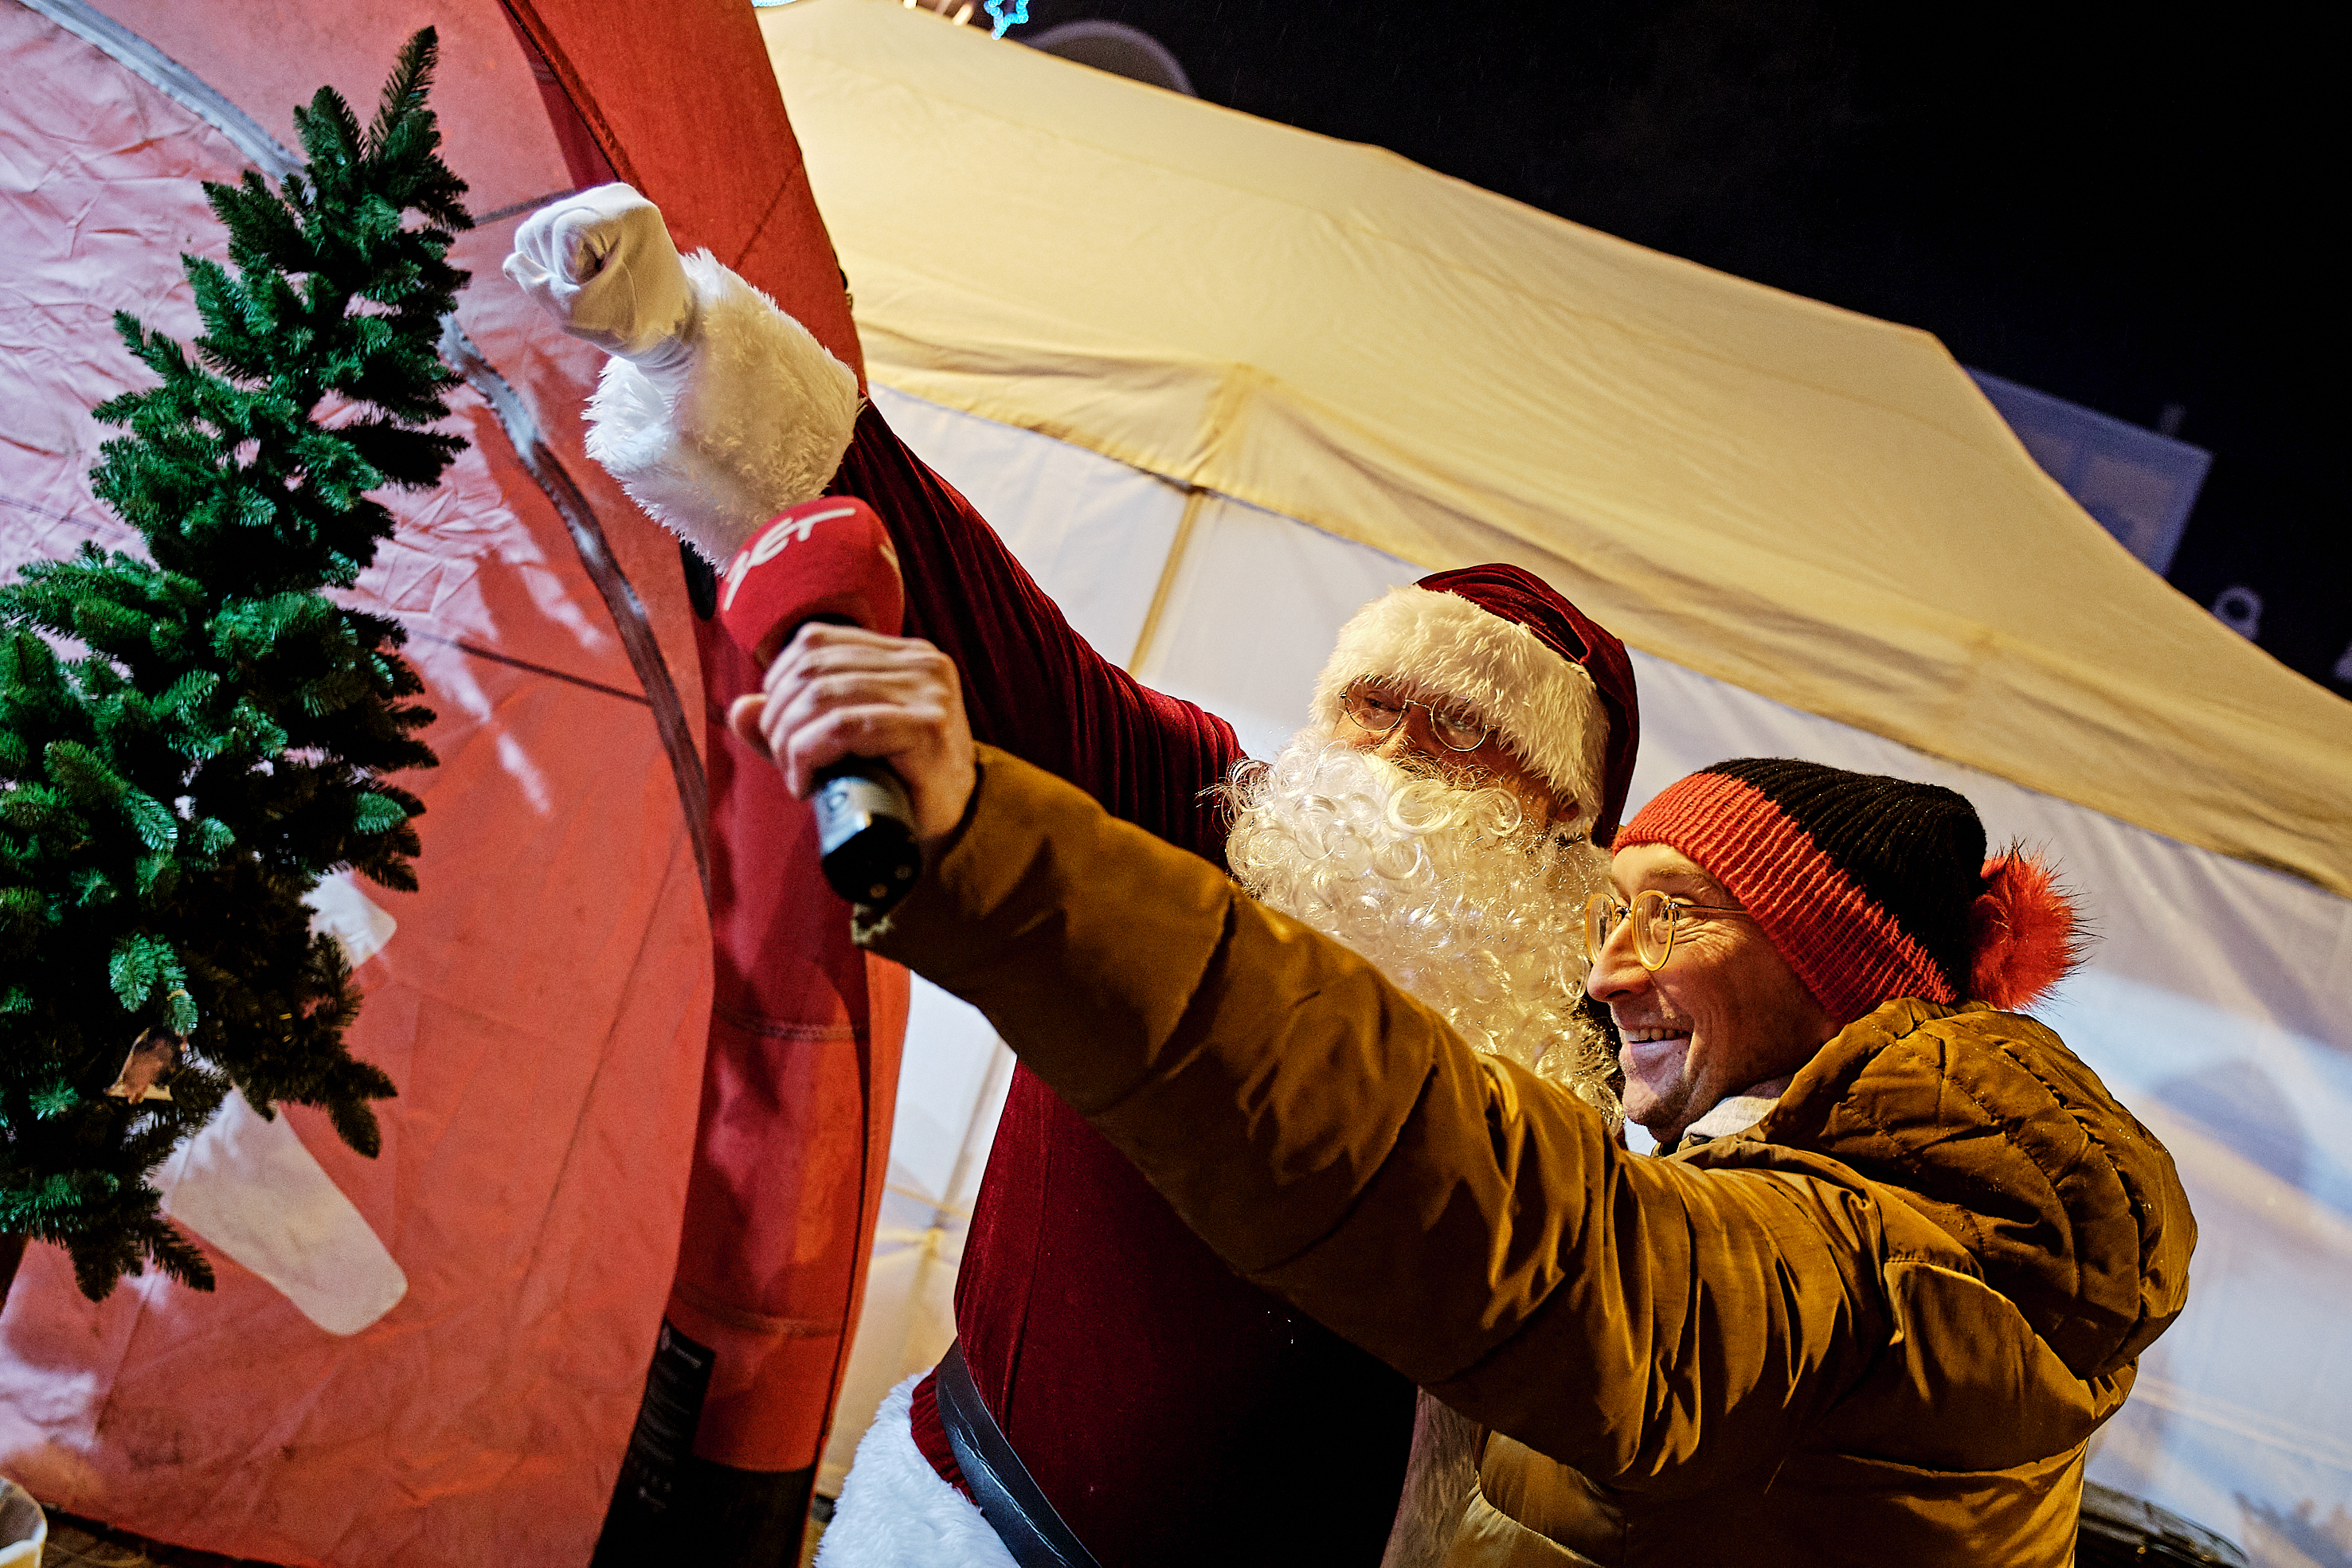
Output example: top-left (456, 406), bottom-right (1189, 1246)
top-left (863, 751), bottom-right (2195, 1567)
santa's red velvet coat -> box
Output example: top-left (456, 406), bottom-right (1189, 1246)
top-left (834, 407), bottom-right (1416, 1566)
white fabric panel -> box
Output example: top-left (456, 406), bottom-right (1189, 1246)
top-left (889, 979), bottom-right (1016, 1216)
top-left (818, 976), bottom-right (1012, 1495)
top-left (303, 870), bottom-right (399, 970)
top-left (870, 384), bottom-right (1186, 668)
top-left (839, 390), bottom-right (2352, 1559)
top-left (152, 1093), bottom-right (408, 1338)
top-left (772, 1), bottom-right (2352, 901)
top-left (139, 874), bottom-right (415, 1339)
top-left (1132, 493), bottom-right (1421, 762)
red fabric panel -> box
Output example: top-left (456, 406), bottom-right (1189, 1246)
top-left (833, 410), bottom-right (1416, 1566)
top-left (503, 6), bottom-right (617, 190)
top-left (92, 0), bottom-right (577, 221)
top-left (0, 12), bottom-right (710, 1560)
top-left (495, 3), bottom-right (1416, 1542)
top-left (495, 0), bottom-right (863, 385)
top-left (499, 0), bottom-right (904, 1472)
top-left (669, 620), bottom-right (908, 1469)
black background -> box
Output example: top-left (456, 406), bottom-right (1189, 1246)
top-left (1004, 1), bottom-right (2346, 698)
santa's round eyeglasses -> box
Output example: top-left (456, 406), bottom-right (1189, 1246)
top-left (1582, 890), bottom-right (1752, 972)
top-left (1340, 679), bottom-right (1491, 753)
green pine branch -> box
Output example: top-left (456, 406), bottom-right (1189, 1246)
top-left (0, 29), bottom-right (469, 1300)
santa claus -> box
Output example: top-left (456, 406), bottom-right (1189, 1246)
top-left (509, 186), bottom-right (1640, 1568)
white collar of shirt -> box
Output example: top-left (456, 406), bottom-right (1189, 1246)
top-left (1677, 1075), bottom-right (1794, 1149)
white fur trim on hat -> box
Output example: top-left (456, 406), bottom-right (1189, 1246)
top-left (813, 1374), bottom-right (1018, 1568)
top-left (1309, 585), bottom-right (1609, 836)
top-left (584, 249), bottom-right (862, 565)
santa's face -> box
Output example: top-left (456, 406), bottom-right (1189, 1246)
top-left (1223, 733), bottom-right (1616, 1115)
top-left (1333, 682), bottom-right (1576, 835)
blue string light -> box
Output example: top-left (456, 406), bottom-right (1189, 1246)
top-left (984, 0), bottom-right (1029, 37)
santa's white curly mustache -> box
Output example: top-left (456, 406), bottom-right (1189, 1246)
top-left (1219, 735), bottom-right (1621, 1125)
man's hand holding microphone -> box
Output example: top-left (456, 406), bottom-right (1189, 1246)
top-left (727, 620), bottom-right (976, 862)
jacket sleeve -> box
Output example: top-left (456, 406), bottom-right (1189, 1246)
top-left (862, 748), bottom-right (1896, 1496)
top-left (581, 260), bottom-right (1243, 859)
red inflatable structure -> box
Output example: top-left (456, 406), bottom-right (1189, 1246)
top-left (0, 2), bottom-right (905, 1560)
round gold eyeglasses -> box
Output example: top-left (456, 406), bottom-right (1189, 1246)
top-left (1582, 890), bottom-right (1751, 972)
top-left (1340, 679), bottom-right (1491, 753)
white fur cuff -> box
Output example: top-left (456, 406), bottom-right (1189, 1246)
top-left (1310, 586), bottom-right (1608, 837)
top-left (584, 250), bottom-right (863, 565)
top-left (813, 1375), bottom-right (1019, 1568)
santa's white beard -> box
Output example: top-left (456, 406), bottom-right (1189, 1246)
top-left (1220, 734), bottom-right (1621, 1124)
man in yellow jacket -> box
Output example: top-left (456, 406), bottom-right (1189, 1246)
top-left (738, 624), bottom-right (2194, 1567)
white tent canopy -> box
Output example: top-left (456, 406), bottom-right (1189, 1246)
top-left (755, 5), bottom-right (2352, 1557)
top-left (764, 0), bottom-right (2351, 902)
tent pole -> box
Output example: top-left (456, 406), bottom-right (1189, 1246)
top-left (1125, 487), bottom-right (1207, 676)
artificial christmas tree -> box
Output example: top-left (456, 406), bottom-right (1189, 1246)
top-left (0, 29), bottom-right (469, 1307)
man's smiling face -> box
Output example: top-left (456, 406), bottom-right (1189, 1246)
top-left (1585, 843), bottom-right (1834, 1146)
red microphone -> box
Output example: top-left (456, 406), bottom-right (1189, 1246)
top-left (717, 497), bottom-right (922, 911)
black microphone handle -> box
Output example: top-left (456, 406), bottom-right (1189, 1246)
top-left (810, 758), bottom-right (923, 912)
top-left (766, 612), bottom-right (922, 911)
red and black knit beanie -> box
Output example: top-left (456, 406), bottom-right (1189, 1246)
top-left (1615, 758), bottom-right (2080, 1026)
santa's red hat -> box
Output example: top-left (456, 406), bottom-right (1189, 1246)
top-left (1309, 565), bottom-right (1641, 843)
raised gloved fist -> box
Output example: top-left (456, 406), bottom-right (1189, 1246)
top-left (503, 182), bottom-right (693, 366)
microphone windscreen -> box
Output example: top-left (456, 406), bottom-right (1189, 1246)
top-left (716, 498), bottom-right (906, 665)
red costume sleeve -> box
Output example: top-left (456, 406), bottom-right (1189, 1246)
top-left (830, 405), bottom-right (1415, 1567)
top-left (830, 405), bottom-right (1244, 860)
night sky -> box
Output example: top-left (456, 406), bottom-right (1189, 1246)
top-left (1003, 1), bottom-right (2346, 698)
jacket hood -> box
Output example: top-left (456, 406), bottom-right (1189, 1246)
top-left (1749, 998), bottom-right (2195, 1382)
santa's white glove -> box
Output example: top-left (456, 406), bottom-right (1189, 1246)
top-left (504, 183), bottom-right (695, 381)
top-left (512, 184), bottom-right (862, 562)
